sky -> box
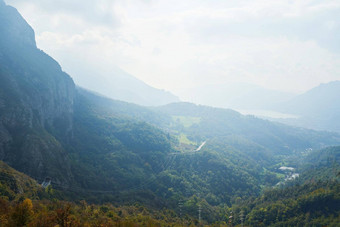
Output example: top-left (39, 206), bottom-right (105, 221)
top-left (5, 0), bottom-right (340, 96)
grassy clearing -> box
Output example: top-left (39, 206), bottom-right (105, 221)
top-left (172, 115), bottom-right (201, 128)
top-left (178, 133), bottom-right (196, 145)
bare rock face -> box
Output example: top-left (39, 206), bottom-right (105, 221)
top-left (0, 1), bottom-right (36, 47)
top-left (0, 1), bottom-right (75, 184)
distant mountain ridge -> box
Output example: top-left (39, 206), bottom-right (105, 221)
top-left (179, 81), bottom-right (340, 133)
top-left (80, 67), bottom-right (180, 106)
top-left (276, 81), bottom-right (340, 116)
top-left (56, 49), bottom-right (180, 107)
top-left (273, 81), bottom-right (340, 132)
top-left (178, 83), bottom-right (295, 110)
top-left (156, 102), bottom-right (340, 154)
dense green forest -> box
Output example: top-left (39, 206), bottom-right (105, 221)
top-left (0, 161), bottom-right (195, 226)
top-left (1, 147), bottom-right (339, 226)
top-left (233, 146), bottom-right (340, 226)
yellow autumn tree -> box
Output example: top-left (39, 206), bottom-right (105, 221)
top-left (9, 198), bottom-right (34, 226)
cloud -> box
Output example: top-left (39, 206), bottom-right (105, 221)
top-left (7, 0), bottom-right (119, 27)
top-left (155, 0), bottom-right (340, 53)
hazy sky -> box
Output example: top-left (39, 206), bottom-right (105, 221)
top-left (5, 0), bottom-right (340, 95)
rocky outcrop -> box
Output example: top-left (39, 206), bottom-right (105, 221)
top-left (0, 1), bottom-right (75, 184)
top-left (0, 0), bottom-right (36, 47)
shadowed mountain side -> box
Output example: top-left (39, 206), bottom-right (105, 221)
top-left (0, 1), bottom-right (173, 191)
top-left (0, 1), bottom-right (74, 184)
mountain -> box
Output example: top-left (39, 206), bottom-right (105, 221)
top-left (0, 1), bottom-right (75, 184)
top-left (178, 83), bottom-right (294, 110)
top-left (0, 0), bottom-right (175, 197)
top-left (0, 0), bottom-right (179, 109)
top-left (156, 102), bottom-right (340, 154)
top-left (273, 81), bottom-right (340, 132)
top-left (277, 81), bottom-right (340, 116)
top-left (1, 1), bottom-right (340, 224)
top-left (67, 63), bottom-right (180, 106)
top-left (181, 81), bottom-right (340, 134)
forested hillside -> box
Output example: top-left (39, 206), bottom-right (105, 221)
top-left (0, 160), bottom-right (194, 226)
top-left (1, 147), bottom-right (339, 226)
top-left (235, 146), bottom-right (340, 226)
top-left (157, 102), bottom-right (340, 154)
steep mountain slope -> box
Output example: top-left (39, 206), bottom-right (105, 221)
top-left (273, 81), bottom-right (340, 132)
top-left (0, 1), bottom-right (176, 198)
top-left (0, 1), bottom-right (74, 184)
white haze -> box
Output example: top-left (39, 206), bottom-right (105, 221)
top-left (5, 0), bottom-right (340, 106)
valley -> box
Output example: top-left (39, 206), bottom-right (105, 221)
top-left (0, 0), bottom-right (339, 226)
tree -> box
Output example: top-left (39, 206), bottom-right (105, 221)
top-left (10, 198), bottom-right (34, 226)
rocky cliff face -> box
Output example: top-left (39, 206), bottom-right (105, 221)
top-left (0, 1), bottom-right (74, 184)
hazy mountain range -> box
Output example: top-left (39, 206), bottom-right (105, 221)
top-left (180, 81), bottom-right (340, 133)
top-left (68, 62), bottom-right (180, 106)
top-left (271, 81), bottom-right (340, 132)
top-left (178, 83), bottom-right (295, 110)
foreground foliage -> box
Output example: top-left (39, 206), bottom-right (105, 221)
top-left (0, 198), bottom-right (200, 227)
top-left (241, 181), bottom-right (340, 227)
